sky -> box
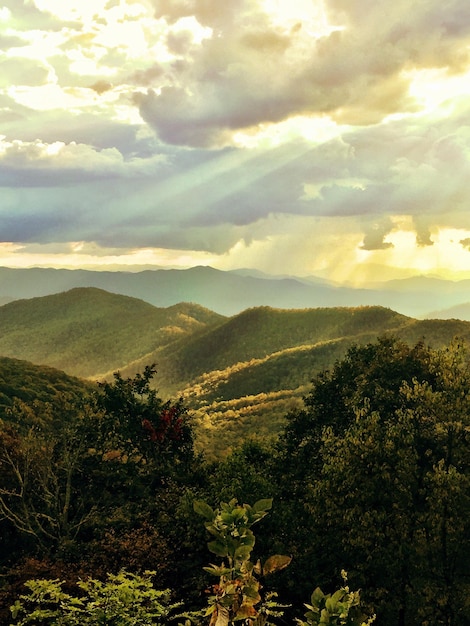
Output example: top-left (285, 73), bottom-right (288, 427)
top-left (1, 0), bottom-right (470, 285)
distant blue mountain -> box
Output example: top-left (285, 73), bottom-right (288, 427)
top-left (0, 265), bottom-right (469, 318)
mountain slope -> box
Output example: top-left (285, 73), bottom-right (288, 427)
top-left (0, 288), bottom-right (225, 378)
top-left (0, 266), bottom-right (375, 314)
top-left (0, 356), bottom-right (93, 417)
top-left (182, 315), bottom-right (470, 402)
top-left (139, 305), bottom-right (410, 392)
top-left (2, 289), bottom-right (470, 458)
top-left (164, 310), bottom-right (470, 458)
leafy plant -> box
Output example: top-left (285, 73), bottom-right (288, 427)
top-left (296, 572), bottom-right (375, 626)
top-left (194, 498), bottom-right (291, 626)
top-left (10, 569), bottom-right (179, 625)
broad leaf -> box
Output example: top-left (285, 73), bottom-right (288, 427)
top-left (235, 544), bottom-right (253, 560)
top-left (263, 554), bottom-right (292, 576)
top-left (194, 500), bottom-right (214, 520)
top-left (208, 540), bottom-right (229, 557)
top-left (203, 565), bottom-right (233, 577)
top-left (311, 587), bottom-right (325, 606)
top-left (252, 498), bottom-right (273, 513)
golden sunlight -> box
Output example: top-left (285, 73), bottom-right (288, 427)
top-left (263, 0), bottom-right (330, 32)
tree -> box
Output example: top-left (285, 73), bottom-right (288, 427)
top-left (271, 337), bottom-right (470, 625)
top-left (0, 395), bottom-right (96, 553)
top-left (8, 498), bottom-right (375, 626)
top-left (205, 440), bottom-right (275, 506)
top-left (306, 340), bottom-right (470, 625)
top-left (0, 364), bottom-right (199, 593)
top-left (92, 364), bottom-right (195, 480)
top-left (10, 570), bottom-right (179, 625)
top-left (277, 336), bottom-right (437, 477)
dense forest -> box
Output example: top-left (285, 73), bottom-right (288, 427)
top-left (0, 335), bottom-right (469, 625)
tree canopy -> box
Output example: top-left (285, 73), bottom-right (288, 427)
top-left (1, 338), bottom-right (470, 626)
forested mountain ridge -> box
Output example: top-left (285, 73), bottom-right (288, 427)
top-left (174, 310), bottom-right (470, 455)
top-left (0, 288), bottom-right (225, 378)
top-left (3, 288), bottom-right (470, 455)
top-left (115, 305), bottom-right (411, 386)
top-left (2, 265), bottom-right (470, 317)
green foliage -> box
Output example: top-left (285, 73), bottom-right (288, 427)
top-left (177, 311), bottom-right (470, 453)
top-left (0, 357), bottom-right (93, 419)
top-left (8, 500), bottom-right (374, 626)
top-left (3, 294), bottom-right (470, 449)
top-left (93, 364), bottom-right (194, 474)
top-left (10, 570), bottom-right (179, 625)
top-left (157, 306), bottom-right (410, 396)
top-left (297, 573), bottom-right (375, 626)
top-left (285, 337), bottom-right (470, 625)
top-left (195, 499), bottom-right (291, 626)
top-left (0, 365), bottom-right (198, 563)
top-left (0, 397), bottom-right (98, 551)
top-left (3, 330), bottom-right (470, 626)
top-left (203, 441), bottom-right (276, 505)
top-left (170, 306), bottom-right (410, 379)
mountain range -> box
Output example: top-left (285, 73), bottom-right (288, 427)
top-left (2, 285), bottom-right (470, 457)
top-left (1, 265), bottom-right (470, 318)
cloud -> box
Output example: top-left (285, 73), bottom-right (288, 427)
top-left (0, 136), bottom-right (169, 187)
top-left (2, 0), bottom-right (75, 31)
top-left (0, 91), bottom-right (157, 159)
top-left (1, 0), bottom-right (470, 282)
top-left (152, 0), bottom-right (250, 29)
top-left (17, 241), bottom-right (138, 258)
top-left (0, 33), bottom-right (27, 48)
top-left (415, 229), bottom-right (434, 247)
top-left (90, 79), bottom-right (113, 94)
top-left (360, 219), bottom-right (395, 251)
top-left (134, 0), bottom-right (470, 147)
top-left (1, 102), bottom-right (469, 254)
top-left (0, 57), bottom-right (50, 88)
top-left (128, 64), bottom-right (164, 87)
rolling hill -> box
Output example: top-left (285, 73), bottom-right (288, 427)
top-left (0, 288), bottom-right (225, 378)
top-left (153, 308), bottom-right (470, 456)
top-left (2, 288), bottom-right (470, 457)
top-left (134, 305), bottom-right (411, 392)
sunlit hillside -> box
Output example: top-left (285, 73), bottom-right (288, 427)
top-left (2, 289), bottom-right (470, 457)
top-left (0, 288), bottom-right (225, 378)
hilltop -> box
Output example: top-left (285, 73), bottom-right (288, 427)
top-left (0, 288), bottom-right (224, 378)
